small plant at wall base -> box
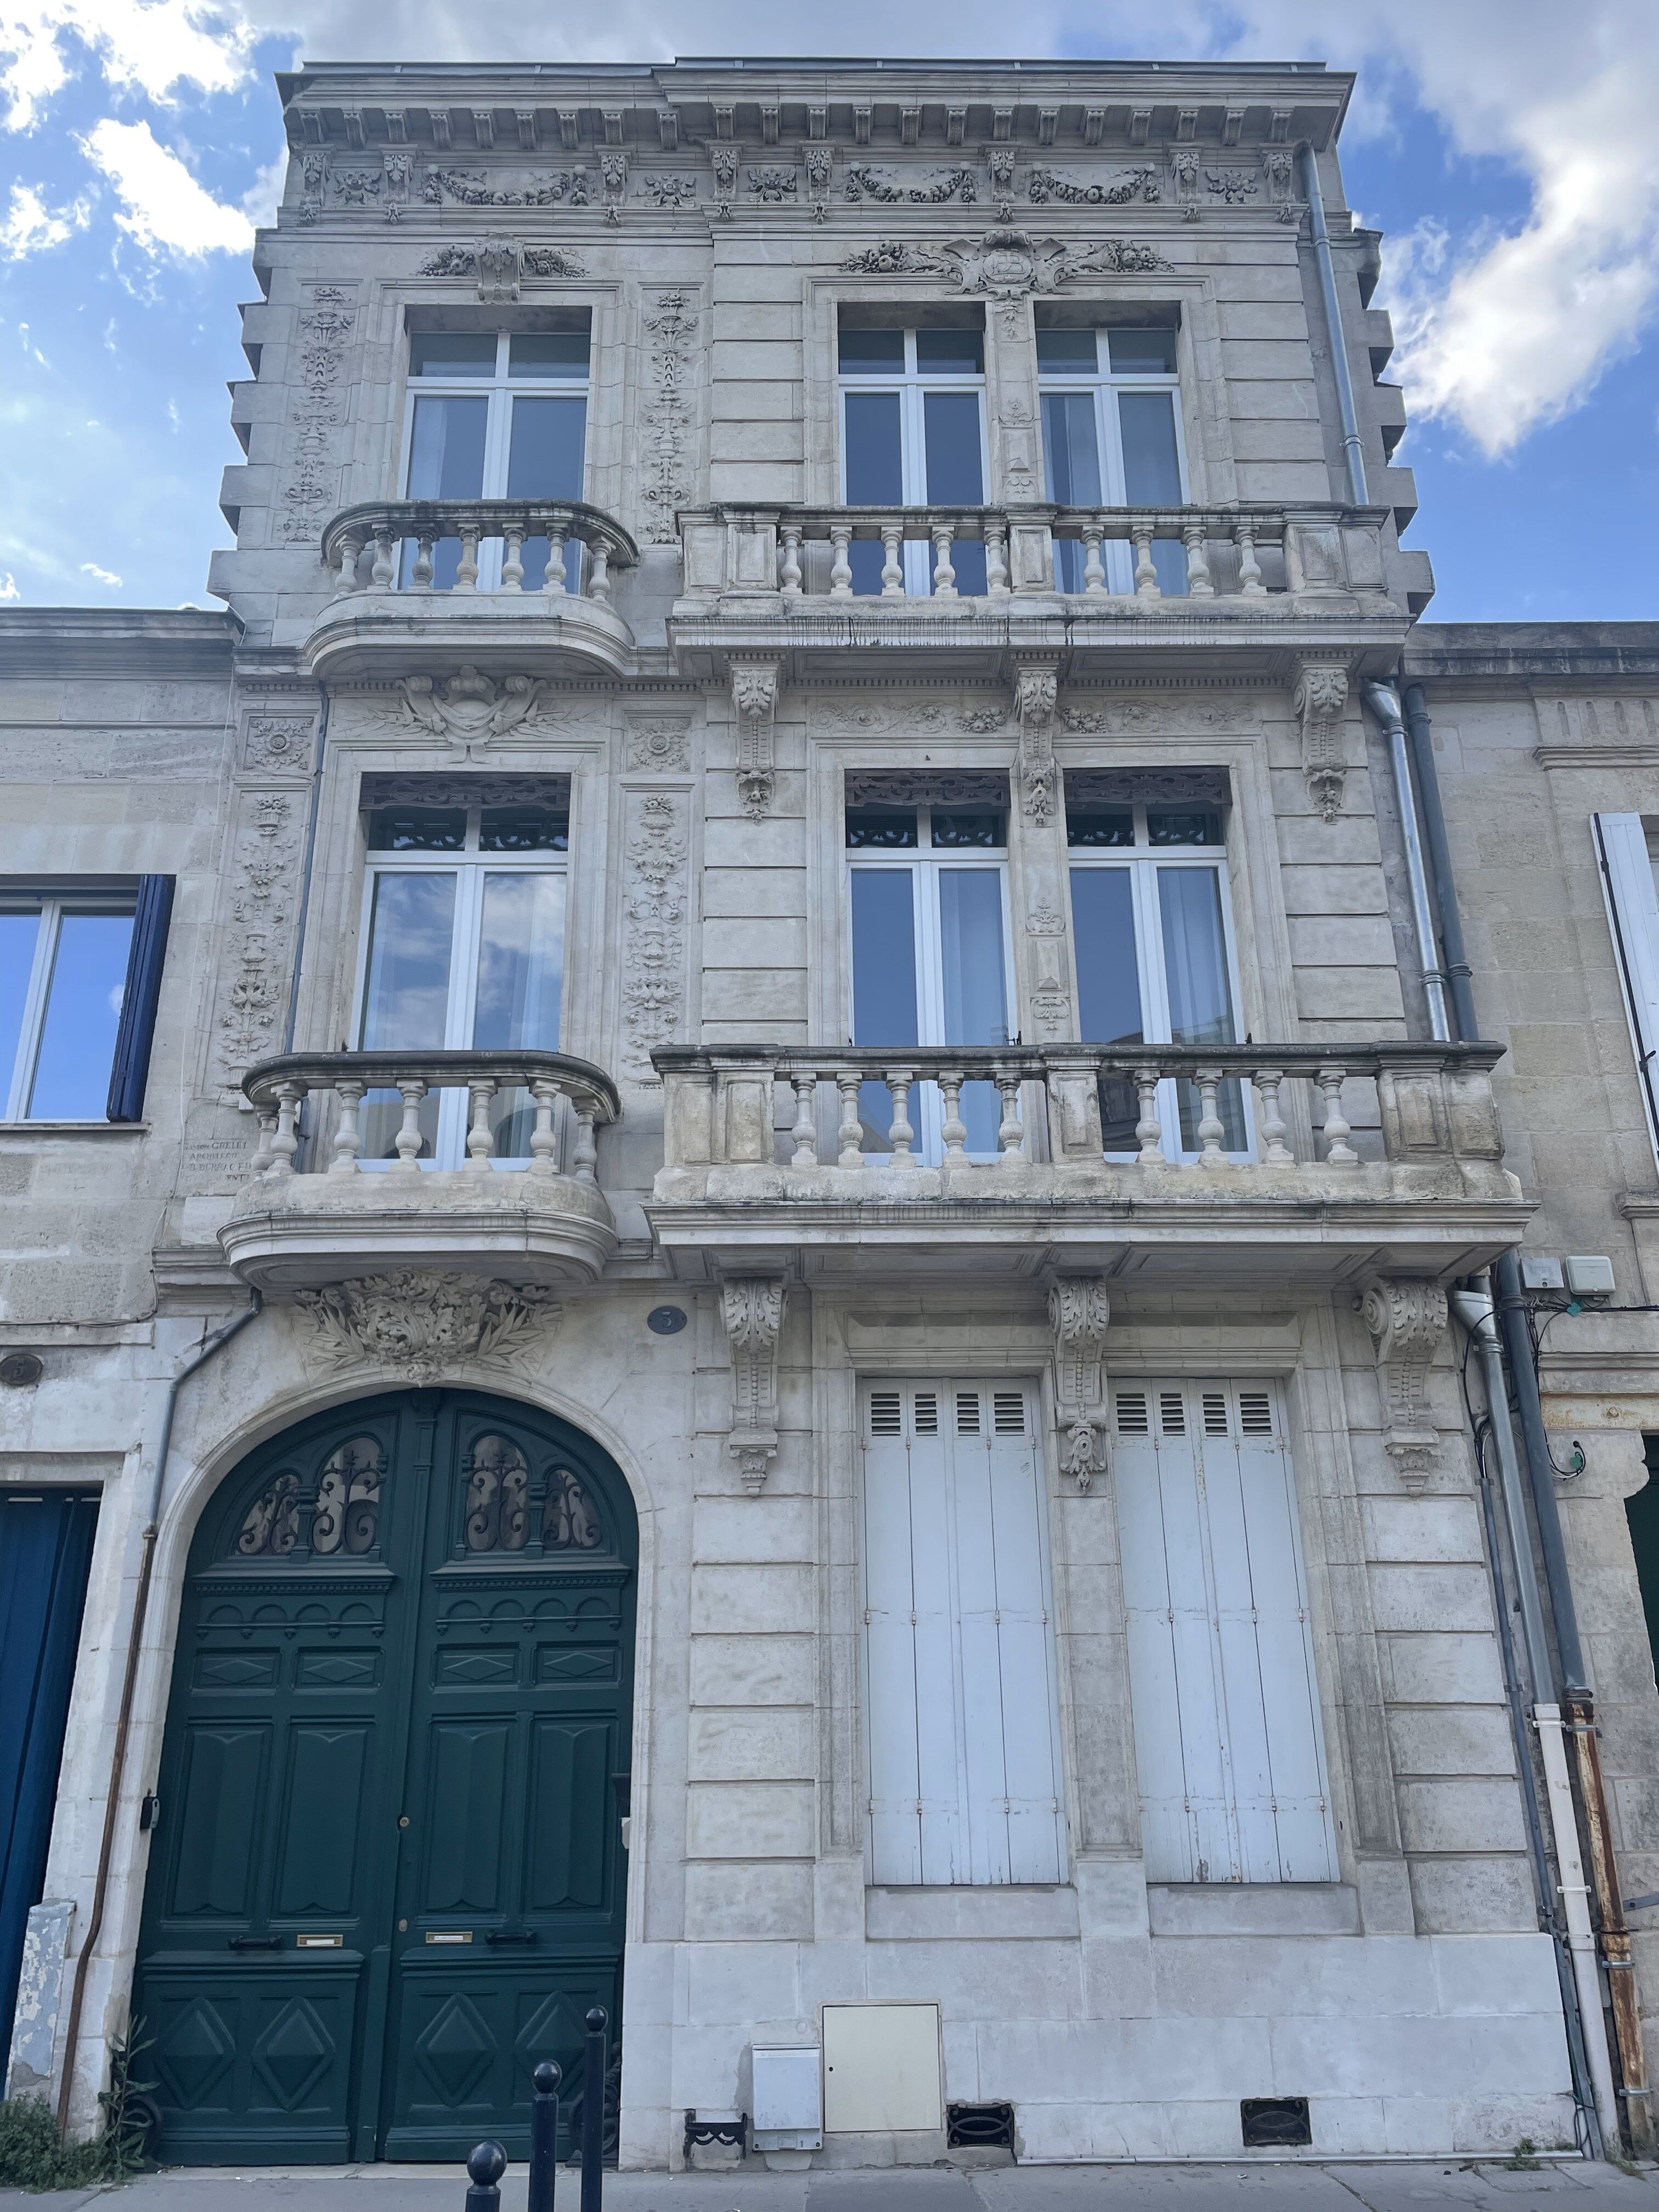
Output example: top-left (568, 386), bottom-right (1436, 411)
top-left (0, 2017), bottom-right (157, 2188)
top-left (1505, 2137), bottom-right (1542, 2170)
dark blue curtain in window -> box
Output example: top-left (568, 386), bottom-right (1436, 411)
top-left (0, 1490), bottom-right (99, 2045)
top-left (106, 874), bottom-right (174, 1122)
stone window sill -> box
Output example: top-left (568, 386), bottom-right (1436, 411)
top-left (0, 1120), bottom-right (150, 1136)
top-left (866, 1885), bottom-right (1080, 1942)
top-left (1147, 1882), bottom-right (1359, 1937)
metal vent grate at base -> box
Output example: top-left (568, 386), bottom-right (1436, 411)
top-left (946, 2100), bottom-right (1014, 2149)
top-left (1240, 2095), bottom-right (1310, 2147)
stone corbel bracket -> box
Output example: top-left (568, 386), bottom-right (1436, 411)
top-left (1293, 661), bottom-right (1350, 822)
top-left (730, 658), bottom-right (781, 820)
top-left (722, 1276), bottom-right (787, 1492)
top-left (1014, 658), bottom-right (1060, 823)
top-left (1361, 1276), bottom-right (1446, 1490)
top-left (1048, 1277), bottom-right (1111, 1488)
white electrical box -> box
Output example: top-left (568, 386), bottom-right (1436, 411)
top-left (751, 2045), bottom-right (822, 2151)
top-left (1520, 1255), bottom-right (1565, 1292)
top-left (1564, 1255), bottom-right (1616, 1297)
top-left (822, 2003), bottom-right (942, 2134)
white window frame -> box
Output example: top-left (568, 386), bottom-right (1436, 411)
top-left (837, 327), bottom-right (990, 594)
top-left (1, 893), bottom-right (134, 1122)
top-left (1068, 805), bottom-right (1253, 1161)
top-left (847, 806), bottom-right (1017, 1161)
top-left (1037, 325), bottom-right (1188, 592)
top-left (1595, 812), bottom-right (1659, 1176)
top-left (351, 803), bottom-right (568, 1170)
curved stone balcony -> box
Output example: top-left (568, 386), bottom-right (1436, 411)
top-left (647, 1040), bottom-right (1527, 1287)
top-left (303, 499), bottom-right (640, 682)
top-left (221, 1049), bottom-right (622, 1291)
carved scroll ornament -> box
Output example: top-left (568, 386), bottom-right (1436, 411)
top-left (1049, 1278), bottom-right (1111, 1488)
top-left (722, 1277), bottom-right (787, 1491)
top-left (1293, 661), bottom-right (1351, 822)
top-left (730, 659), bottom-right (781, 819)
top-left (295, 1270), bottom-right (563, 1389)
top-left (1361, 1276), bottom-right (1447, 1488)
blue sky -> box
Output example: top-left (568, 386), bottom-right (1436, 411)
top-left (2, 0), bottom-right (1656, 624)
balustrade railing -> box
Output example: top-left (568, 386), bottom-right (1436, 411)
top-left (242, 1050), bottom-right (621, 1179)
top-left (653, 1041), bottom-right (1506, 1175)
top-left (320, 500), bottom-right (639, 603)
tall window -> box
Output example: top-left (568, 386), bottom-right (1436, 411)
top-left (353, 791), bottom-right (568, 1166)
top-left (1, 894), bottom-right (134, 1120)
top-left (1067, 785), bottom-right (1250, 1159)
top-left (838, 324), bottom-right (988, 595)
top-left (848, 788), bottom-right (1012, 1158)
top-left (1595, 812), bottom-right (1659, 1175)
top-left (400, 326), bottom-right (590, 589)
top-left (1039, 323), bottom-right (1187, 594)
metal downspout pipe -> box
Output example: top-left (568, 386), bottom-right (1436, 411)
top-left (1361, 686), bottom-right (1451, 1042)
top-left (1297, 142), bottom-right (1369, 507)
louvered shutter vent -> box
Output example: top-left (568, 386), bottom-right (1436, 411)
top-left (914, 1390), bottom-right (939, 1435)
top-left (1239, 1391), bottom-right (1273, 1436)
top-left (992, 1390), bottom-right (1025, 1435)
top-left (870, 1391), bottom-right (902, 1436)
top-left (956, 1391), bottom-right (980, 1435)
top-left (1115, 1390), bottom-right (1149, 1435)
top-left (1159, 1390), bottom-right (1187, 1436)
top-left (1203, 1391), bottom-right (1228, 1437)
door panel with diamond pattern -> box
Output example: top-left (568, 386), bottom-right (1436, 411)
top-left (135, 1390), bottom-right (636, 2165)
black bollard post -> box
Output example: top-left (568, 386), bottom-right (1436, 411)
top-left (580, 2007), bottom-right (607, 2212)
top-left (466, 2142), bottom-right (507, 2212)
top-left (529, 2061), bottom-right (561, 2212)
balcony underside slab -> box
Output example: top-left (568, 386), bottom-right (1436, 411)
top-left (302, 591), bottom-right (637, 683)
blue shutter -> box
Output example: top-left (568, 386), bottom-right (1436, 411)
top-left (106, 873), bottom-right (174, 1121)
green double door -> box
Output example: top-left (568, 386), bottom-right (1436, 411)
top-left (135, 1389), bottom-right (636, 2164)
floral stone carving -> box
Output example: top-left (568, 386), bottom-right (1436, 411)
top-left (721, 1277), bottom-right (787, 1491)
top-left (1361, 1276), bottom-right (1447, 1488)
top-left (1049, 1278), bottom-right (1111, 1487)
top-left (295, 1270), bottom-right (563, 1387)
top-left (1293, 662), bottom-right (1351, 823)
top-left (400, 667), bottom-right (548, 751)
top-left (730, 660), bottom-right (781, 819)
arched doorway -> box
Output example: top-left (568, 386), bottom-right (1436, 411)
top-left (134, 1389), bottom-right (637, 2165)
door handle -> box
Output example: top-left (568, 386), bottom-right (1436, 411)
top-left (485, 1929), bottom-right (536, 1945)
top-left (227, 1935), bottom-right (284, 1951)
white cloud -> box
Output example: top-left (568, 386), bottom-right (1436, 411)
top-left (79, 115), bottom-right (253, 255)
top-left (80, 559), bottom-right (122, 584)
top-left (0, 0), bottom-right (252, 132)
top-left (0, 179), bottom-right (89, 257)
top-left (0, 571), bottom-right (18, 600)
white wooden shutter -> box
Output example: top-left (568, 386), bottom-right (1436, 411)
top-left (861, 1381), bottom-right (1065, 1886)
top-left (1113, 1379), bottom-right (1335, 1884)
top-left (1595, 813), bottom-right (1659, 1173)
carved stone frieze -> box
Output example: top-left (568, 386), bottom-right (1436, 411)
top-left (844, 767), bottom-right (1008, 808)
top-left (358, 771), bottom-right (570, 810)
top-left (399, 666), bottom-right (548, 752)
top-left (721, 1277), bottom-right (787, 1491)
top-left (244, 715), bottom-right (314, 774)
top-left (1361, 1277), bottom-right (1447, 1488)
top-left (625, 719), bottom-right (692, 772)
top-left (215, 789), bottom-right (301, 1088)
top-left (424, 166), bottom-right (591, 206)
top-left (1025, 904), bottom-right (1071, 1041)
top-left (1026, 165), bottom-right (1158, 205)
top-left (276, 286), bottom-right (357, 547)
top-left (1014, 660), bottom-right (1060, 822)
top-left (730, 659), bottom-right (781, 819)
top-left (1049, 1278), bottom-right (1111, 1488)
top-left (640, 290), bottom-right (696, 545)
top-left (1293, 661), bottom-right (1351, 822)
top-left (840, 225), bottom-right (1169, 324)
top-left (620, 789), bottom-right (688, 1080)
top-left (844, 162), bottom-right (977, 204)
top-left (295, 1269), bottom-right (563, 1388)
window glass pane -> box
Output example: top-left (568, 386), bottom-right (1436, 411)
top-left (1070, 870), bottom-right (1144, 1046)
top-left (0, 910), bottom-right (40, 1098)
top-left (479, 806), bottom-right (568, 853)
top-left (844, 390), bottom-right (903, 502)
top-left (26, 911), bottom-right (133, 1119)
top-left (365, 806), bottom-right (466, 852)
top-left (1068, 808), bottom-right (1135, 849)
top-left (404, 394), bottom-right (489, 590)
top-left (506, 395), bottom-right (586, 499)
top-left (846, 807), bottom-right (918, 849)
top-left (509, 331), bottom-right (589, 379)
top-left (1158, 868), bottom-right (1235, 1047)
top-left (408, 333), bottom-right (497, 377)
top-left (1147, 807), bottom-right (1222, 848)
top-left (930, 810), bottom-right (1004, 849)
top-left (915, 328), bottom-right (983, 374)
top-left (922, 390), bottom-right (983, 504)
top-left (838, 327), bottom-right (905, 373)
top-left (1037, 328), bottom-right (1098, 371)
top-left (359, 873), bottom-right (458, 1048)
top-left (938, 870), bottom-right (1007, 1045)
top-left (1108, 327), bottom-right (1177, 374)
top-left (1152, 538), bottom-right (1188, 595)
top-left (850, 871), bottom-right (918, 1044)
top-left (1118, 390), bottom-right (1182, 504)
top-left (1041, 392), bottom-right (1103, 505)
top-left (473, 873), bottom-right (565, 1049)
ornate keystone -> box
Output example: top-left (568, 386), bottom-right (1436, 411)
top-left (1293, 662), bottom-right (1350, 822)
top-left (294, 1270), bottom-right (562, 1388)
top-left (721, 1277), bottom-right (787, 1491)
top-left (1361, 1276), bottom-right (1447, 1488)
top-left (730, 659), bottom-right (782, 819)
top-left (1014, 659), bottom-right (1060, 823)
top-left (1048, 1277), bottom-right (1111, 1488)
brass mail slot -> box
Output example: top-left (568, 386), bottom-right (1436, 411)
top-left (425, 1931), bottom-right (473, 1945)
top-left (296, 1934), bottom-right (343, 1949)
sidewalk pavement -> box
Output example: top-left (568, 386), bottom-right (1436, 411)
top-left (8, 2157), bottom-right (1659, 2212)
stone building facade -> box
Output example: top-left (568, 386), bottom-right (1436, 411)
top-left (2, 53), bottom-right (1651, 2170)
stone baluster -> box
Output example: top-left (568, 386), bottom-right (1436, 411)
top-left (931, 521), bottom-right (958, 598)
top-left (1135, 1065), bottom-right (1165, 1163)
top-left (995, 1070), bottom-right (1024, 1161)
top-left (1252, 1068), bottom-right (1293, 1163)
top-left (251, 1109), bottom-right (278, 1176)
top-left (572, 1099), bottom-right (599, 1182)
top-left (334, 531), bottom-right (366, 592)
top-left (938, 1069), bottom-right (968, 1159)
top-left (370, 526), bottom-right (397, 590)
top-left (789, 1073), bottom-right (819, 1166)
top-left (1131, 521), bottom-right (1160, 597)
top-left (465, 1077), bottom-right (498, 1170)
top-left (1236, 521), bottom-right (1265, 597)
top-left (835, 1068), bottom-right (864, 1167)
top-left (501, 522), bottom-right (525, 592)
top-left (885, 1068), bottom-right (916, 1166)
top-left (829, 525), bottom-right (854, 598)
top-left (269, 1081), bottom-right (305, 1178)
top-left (588, 538), bottom-right (612, 603)
top-left (455, 522), bottom-right (482, 593)
top-left (410, 531), bottom-right (436, 589)
top-left (545, 523), bottom-right (568, 597)
top-left (529, 1078), bottom-right (561, 1175)
top-left (880, 523), bottom-right (905, 599)
top-left (780, 525), bottom-right (803, 596)
top-left (1082, 522), bottom-right (1106, 595)
top-left (1182, 520), bottom-right (1214, 597)
top-left (1194, 1068), bottom-right (1227, 1163)
top-left (392, 1078), bottom-right (427, 1172)
top-left (1317, 1066), bottom-right (1358, 1165)
top-left (985, 520), bottom-right (1011, 597)
top-left (330, 1079), bottom-right (365, 1173)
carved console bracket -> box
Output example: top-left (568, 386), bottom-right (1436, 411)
top-left (730, 659), bottom-right (782, 820)
top-left (1014, 658), bottom-right (1060, 823)
top-left (1048, 1277), bottom-right (1111, 1488)
top-left (1293, 661), bottom-right (1350, 823)
top-left (722, 1276), bottom-right (787, 1491)
top-left (1361, 1276), bottom-right (1446, 1490)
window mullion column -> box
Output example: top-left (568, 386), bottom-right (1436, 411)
top-left (10, 902), bottom-right (59, 1119)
